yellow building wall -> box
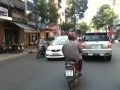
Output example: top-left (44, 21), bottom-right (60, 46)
top-left (24, 33), bottom-right (29, 46)
top-left (19, 30), bottom-right (30, 46)
top-left (40, 31), bottom-right (45, 38)
top-left (19, 30), bottom-right (25, 46)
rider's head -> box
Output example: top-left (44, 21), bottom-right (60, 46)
top-left (68, 32), bottom-right (76, 41)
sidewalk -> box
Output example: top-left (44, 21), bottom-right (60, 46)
top-left (0, 46), bottom-right (37, 61)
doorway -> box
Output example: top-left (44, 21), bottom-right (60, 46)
top-left (46, 33), bottom-right (49, 39)
top-left (5, 29), bottom-right (19, 45)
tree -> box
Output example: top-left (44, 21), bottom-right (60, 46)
top-left (65, 0), bottom-right (88, 24)
top-left (91, 4), bottom-right (117, 29)
top-left (35, 0), bottom-right (59, 24)
top-left (61, 23), bottom-right (75, 31)
top-left (35, 0), bottom-right (48, 23)
top-left (47, 2), bottom-right (59, 23)
top-left (78, 21), bottom-right (89, 34)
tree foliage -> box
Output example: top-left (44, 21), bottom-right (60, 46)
top-left (47, 2), bottom-right (59, 23)
top-left (61, 23), bottom-right (75, 31)
top-left (78, 21), bottom-right (89, 34)
top-left (35, 0), bottom-right (59, 23)
top-left (91, 4), bottom-right (117, 29)
top-left (65, 0), bottom-right (88, 23)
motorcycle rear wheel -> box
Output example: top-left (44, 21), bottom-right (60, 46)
top-left (68, 81), bottom-right (73, 90)
top-left (37, 51), bottom-right (41, 58)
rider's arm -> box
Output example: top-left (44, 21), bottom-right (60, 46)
top-left (62, 45), bottom-right (65, 54)
top-left (77, 43), bottom-right (82, 53)
top-left (62, 45), bottom-right (67, 57)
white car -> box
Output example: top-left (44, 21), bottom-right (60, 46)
top-left (82, 32), bottom-right (112, 61)
top-left (46, 36), bottom-right (68, 60)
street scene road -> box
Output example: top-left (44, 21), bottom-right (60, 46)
top-left (0, 0), bottom-right (120, 90)
top-left (0, 44), bottom-right (120, 90)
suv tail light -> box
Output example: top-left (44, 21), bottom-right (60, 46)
top-left (108, 42), bottom-right (112, 48)
top-left (81, 42), bottom-right (85, 48)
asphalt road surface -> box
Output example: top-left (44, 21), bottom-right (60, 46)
top-left (0, 44), bottom-right (120, 90)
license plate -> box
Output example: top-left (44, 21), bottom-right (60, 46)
top-left (65, 70), bottom-right (74, 76)
top-left (52, 53), bottom-right (59, 55)
top-left (91, 45), bottom-right (101, 49)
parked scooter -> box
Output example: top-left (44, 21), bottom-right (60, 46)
top-left (8, 44), bottom-right (24, 53)
top-left (0, 45), bottom-right (8, 53)
top-left (37, 44), bottom-right (45, 58)
top-left (65, 60), bottom-right (81, 90)
top-left (18, 45), bottom-right (24, 53)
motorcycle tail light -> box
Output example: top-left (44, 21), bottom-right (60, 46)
top-left (81, 42), bottom-right (85, 49)
top-left (75, 61), bottom-right (81, 71)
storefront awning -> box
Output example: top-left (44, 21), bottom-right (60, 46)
top-left (13, 22), bottom-right (39, 33)
top-left (0, 16), bottom-right (12, 21)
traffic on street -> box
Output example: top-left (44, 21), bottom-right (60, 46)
top-left (0, 0), bottom-right (120, 90)
top-left (0, 44), bottom-right (119, 90)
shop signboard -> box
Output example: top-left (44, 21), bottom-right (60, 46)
top-left (0, 7), bottom-right (8, 16)
top-left (0, 6), bottom-right (12, 21)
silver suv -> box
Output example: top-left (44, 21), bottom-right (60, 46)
top-left (82, 32), bottom-right (112, 61)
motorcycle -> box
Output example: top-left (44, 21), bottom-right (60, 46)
top-left (37, 44), bottom-right (45, 58)
top-left (18, 45), bottom-right (24, 53)
top-left (0, 45), bottom-right (8, 53)
top-left (65, 60), bottom-right (81, 90)
top-left (10, 44), bottom-right (24, 53)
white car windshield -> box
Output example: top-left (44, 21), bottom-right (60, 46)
top-left (52, 36), bottom-right (68, 45)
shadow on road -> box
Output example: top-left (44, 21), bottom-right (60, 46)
top-left (47, 58), bottom-right (65, 61)
top-left (83, 56), bottom-right (111, 63)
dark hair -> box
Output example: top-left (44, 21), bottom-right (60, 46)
top-left (68, 32), bottom-right (76, 40)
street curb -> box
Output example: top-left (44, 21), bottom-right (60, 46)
top-left (0, 49), bottom-right (37, 62)
top-left (0, 52), bottom-right (28, 62)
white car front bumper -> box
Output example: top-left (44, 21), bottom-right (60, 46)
top-left (46, 51), bottom-right (64, 58)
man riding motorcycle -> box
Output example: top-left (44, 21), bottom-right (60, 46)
top-left (38, 37), bottom-right (46, 48)
top-left (62, 32), bottom-right (83, 76)
top-left (37, 37), bottom-right (46, 57)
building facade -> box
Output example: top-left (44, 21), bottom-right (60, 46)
top-left (111, 0), bottom-right (120, 31)
top-left (0, 0), bottom-right (13, 45)
top-left (25, 0), bottom-right (39, 45)
top-left (40, 0), bottom-right (66, 38)
top-left (0, 0), bottom-right (39, 46)
top-left (49, 0), bottom-right (66, 24)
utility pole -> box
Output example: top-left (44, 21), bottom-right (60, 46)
top-left (24, 0), bottom-right (28, 23)
top-left (25, 0), bottom-right (27, 15)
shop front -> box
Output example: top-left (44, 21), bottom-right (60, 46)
top-left (12, 22), bottom-right (39, 46)
top-left (1, 21), bottom-right (39, 46)
top-left (40, 29), bottom-right (54, 39)
top-left (0, 6), bottom-right (12, 46)
top-left (1, 21), bottom-right (19, 46)
top-left (39, 25), bottom-right (60, 39)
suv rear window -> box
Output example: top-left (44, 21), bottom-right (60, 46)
top-left (84, 33), bottom-right (109, 41)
